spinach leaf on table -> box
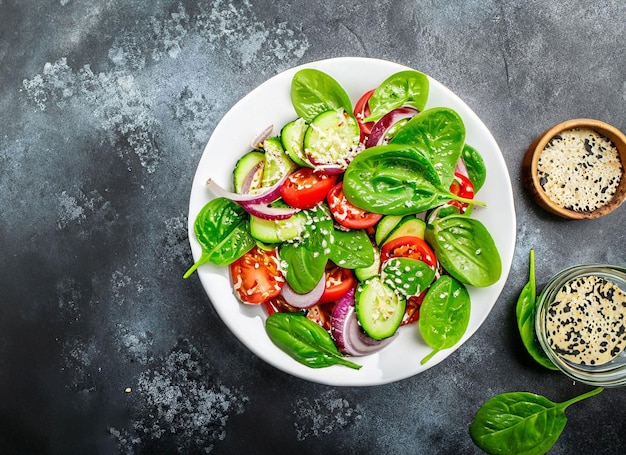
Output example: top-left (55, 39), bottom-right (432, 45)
top-left (343, 144), bottom-right (481, 216)
top-left (390, 107), bottom-right (466, 187)
top-left (183, 197), bottom-right (255, 278)
top-left (291, 68), bottom-right (353, 123)
top-left (516, 249), bottom-right (558, 370)
top-left (470, 387), bottom-right (603, 455)
top-left (266, 312), bottom-right (362, 370)
top-left (419, 275), bottom-right (471, 364)
top-left (425, 215), bottom-right (501, 287)
top-left (363, 70), bottom-right (429, 123)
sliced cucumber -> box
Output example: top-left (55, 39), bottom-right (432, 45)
top-left (355, 276), bottom-right (405, 340)
top-left (261, 136), bottom-right (297, 187)
top-left (375, 215), bottom-right (404, 246)
top-left (354, 244), bottom-right (380, 281)
top-left (249, 211), bottom-right (307, 243)
top-left (280, 118), bottom-right (310, 167)
top-left (303, 109), bottom-right (360, 166)
top-left (233, 150), bottom-right (265, 193)
top-left (384, 216), bottom-right (426, 245)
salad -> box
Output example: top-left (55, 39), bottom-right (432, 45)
top-left (185, 68), bottom-right (502, 370)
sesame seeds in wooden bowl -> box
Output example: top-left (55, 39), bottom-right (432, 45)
top-left (522, 119), bottom-right (626, 219)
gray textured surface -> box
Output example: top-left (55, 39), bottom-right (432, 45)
top-left (2, 1), bottom-right (626, 453)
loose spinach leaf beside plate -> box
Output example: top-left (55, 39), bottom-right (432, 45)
top-left (470, 387), bottom-right (603, 455)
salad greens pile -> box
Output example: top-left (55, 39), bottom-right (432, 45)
top-left (185, 66), bottom-right (502, 369)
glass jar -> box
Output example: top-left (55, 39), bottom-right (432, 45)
top-left (535, 264), bottom-right (626, 387)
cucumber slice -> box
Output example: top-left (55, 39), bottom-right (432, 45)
top-left (354, 245), bottom-right (380, 281)
top-left (249, 211), bottom-right (307, 243)
top-left (355, 276), bottom-right (405, 340)
top-left (233, 150), bottom-right (265, 193)
top-left (280, 118), bottom-right (310, 167)
top-left (303, 109), bottom-right (360, 166)
top-left (375, 215), bottom-right (403, 246)
top-left (384, 216), bottom-right (426, 245)
top-left (261, 136), bottom-right (297, 187)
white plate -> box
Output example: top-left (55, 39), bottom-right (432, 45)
top-left (187, 57), bottom-right (516, 386)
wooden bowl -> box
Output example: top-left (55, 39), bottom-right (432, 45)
top-left (522, 119), bottom-right (626, 219)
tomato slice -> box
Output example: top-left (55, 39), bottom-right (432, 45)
top-left (354, 89), bottom-right (375, 141)
top-left (449, 172), bottom-right (475, 213)
top-left (306, 303), bottom-right (335, 331)
top-left (402, 291), bottom-right (426, 326)
top-left (380, 235), bottom-right (437, 269)
top-left (318, 263), bottom-right (355, 304)
top-left (327, 182), bottom-right (383, 229)
top-left (230, 246), bottom-right (284, 304)
top-left (280, 168), bottom-right (338, 209)
top-left (263, 295), bottom-right (300, 315)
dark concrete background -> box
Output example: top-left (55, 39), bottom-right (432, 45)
top-left (1, 1), bottom-right (625, 453)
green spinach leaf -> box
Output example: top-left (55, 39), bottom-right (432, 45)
top-left (425, 215), bottom-right (501, 287)
top-left (363, 70), bottom-right (429, 123)
top-left (328, 229), bottom-right (375, 269)
top-left (390, 107), bottom-right (466, 187)
top-left (266, 312), bottom-right (362, 369)
top-left (279, 206), bottom-right (334, 293)
top-left (183, 197), bottom-right (255, 278)
top-left (343, 144), bottom-right (481, 216)
top-left (516, 249), bottom-right (558, 370)
top-left (462, 144), bottom-right (487, 192)
top-left (382, 257), bottom-right (436, 297)
top-left (470, 387), bottom-right (603, 455)
top-left (291, 68), bottom-right (353, 123)
top-left (419, 275), bottom-right (471, 364)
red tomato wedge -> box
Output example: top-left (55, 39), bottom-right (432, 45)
top-left (449, 172), bottom-right (475, 213)
top-left (354, 89), bottom-right (375, 140)
top-left (327, 182), bottom-right (383, 229)
top-left (280, 168), bottom-right (338, 209)
top-left (230, 246), bottom-right (284, 304)
top-left (380, 235), bottom-right (437, 269)
top-left (402, 291), bottom-right (426, 326)
top-left (306, 303), bottom-right (335, 331)
top-left (318, 263), bottom-right (355, 304)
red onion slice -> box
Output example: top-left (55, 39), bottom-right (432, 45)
top-left (454, 157), bottom-right (470, 179)
top-left (240, 202), bottom-right (299, 220)
top-left (207, 174), bottom-right (298, 220)
top-left (331, 287), bottom-right (397, 356)
top-left (206, 173), bottom-right (287, 205)
top-left (280, 274), bottom-right (326, 308)
top-left (250, 124), bottom-right (273, 148)
top-left (365, 106), bottom-right (419, 148)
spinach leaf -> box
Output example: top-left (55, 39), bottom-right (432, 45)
top-left (279, 206), bottom-right (334, 293)
top-left (425, 215), bottom-right (501, 287)
top-left (328, 229), bottom-right (375, 269)
top-left (390, 107), bottom-right (466, 187)
top-left (343, 144), bottom-right (481, 216)
top-left (419, 275), bottom-right (471, 364)
top-left (363, 70), bottom-right (429, 123)
top-left (462, 144), bottom-right (487, 192)
top-left (291, 68), bottom-right (353, 123)
top-left (266, 312), bottom-right (362, 369)
top-left (382, 257), bottom-right (435, 297)
top-left (470, 387), bottom-right (603, 455)
top-left (183, 197), bottom-right (255, 278)
top-left (516, 249), bottom-right (558, 370)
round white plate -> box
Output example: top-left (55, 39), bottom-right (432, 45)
top-left (187, 57), bottom-right (516, 386)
